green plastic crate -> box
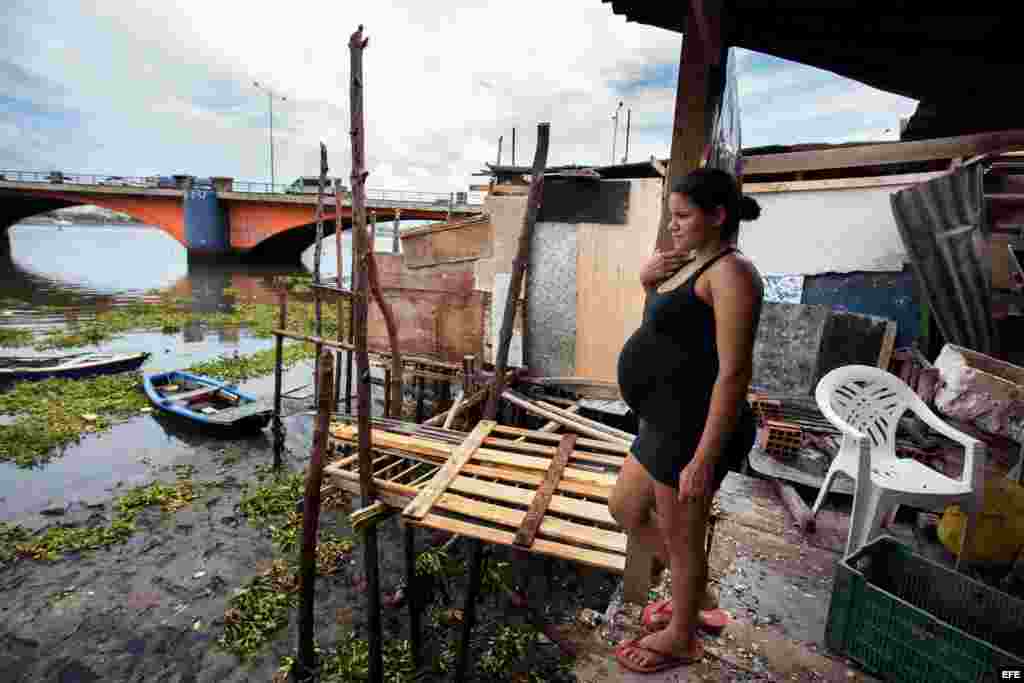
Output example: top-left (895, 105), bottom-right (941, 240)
top-left (826, 536), bottom-right (1024, 683)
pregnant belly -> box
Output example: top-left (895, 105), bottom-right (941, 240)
top-left (617, 327), bottom-right (712, 422)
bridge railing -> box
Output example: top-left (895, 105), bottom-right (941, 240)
top-left (0, 170), bottom-right (484, 207)
top-left (0, 170), bottom-right (171, 189)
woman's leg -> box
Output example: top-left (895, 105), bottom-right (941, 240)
top-left (618, 479), bottom-right (707, 668)
top-left (608, 454), bottom-right (667, 564)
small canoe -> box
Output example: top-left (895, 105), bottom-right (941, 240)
top-left (143, 370), bottom-right (272, 434)
top-left (0, 351), bottom-right (150, 382)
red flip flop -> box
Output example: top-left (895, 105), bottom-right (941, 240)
top-left (615, 636), bottom-right (704, 673)
top-left (641, 598), bottom-right (730, 633)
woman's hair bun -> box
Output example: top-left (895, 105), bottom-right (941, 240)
top-left (738, 195), bottom-right (761, 221)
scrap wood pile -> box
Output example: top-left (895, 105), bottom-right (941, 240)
top-left (752, 346), bottom-right (1019, 481)
top-left (324, 393), bottom-right (635, 573)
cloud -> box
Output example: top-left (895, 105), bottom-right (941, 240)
top-left (1, 1), bottom-right (919, 189)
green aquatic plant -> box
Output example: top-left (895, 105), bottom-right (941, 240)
top-left (0, 327), bottom-right (33, 348)
top-left (219, 559), bottom-right (299, 659)
top-left (0, 373), bottom-right (148, 467)
top-left (5, 477), bottom-right (206, 562)
top-left (478, 625), bottom-right (538, 676)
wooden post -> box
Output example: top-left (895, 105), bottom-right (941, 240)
top-left (463, 354), bottom-right (477, 426)
top-left (272, 290), bottom-right (288, 469)
top-left (392, 208), bottom-right (401, 253)
top-left (654, 0), bottom-right (726, 252)
top-left (348, 24), bottom-right (382, 683)
top-left (346, 300), bottom-right (354, 413)
top-left (484, 123), bottom-right (550, 421)
top-left (313, 144), bottom-right (329, 409)
top-left (294, 351), bottom-right (335, 681)
top-left (383, 366), bottom-right (391, 418)
top-left (415, 368), bottom-right (426, 423)
top-left (366, 224), bottom-right (403, 419)
top-left (623, 0), bottom-right (726, 603)
top-left (336, 178), bottom-right (346, 408)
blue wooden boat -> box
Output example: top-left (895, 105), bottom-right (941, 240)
top-left (0, 351), bottom-right (150, 383)
top-left (143, 371), bottom-right (272, 433)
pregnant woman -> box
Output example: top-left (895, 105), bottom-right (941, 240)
top-left (611, 168), bottom-right (764, 673)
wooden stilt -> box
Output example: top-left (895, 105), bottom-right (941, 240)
top-left (455, 540), bottom-right (487, 682)
top-left (415, 369), bottom-right (426, 423)
top-left (348, 24), bottom-right (382, 683)
top-left (294, 351), bottom-right (335, 681)
top-left (272, 290), bottom-right (288, 469)
top-left (404, 522), bottom-right (421, 668)
top-left (313, 144), bottom-right (329, 410)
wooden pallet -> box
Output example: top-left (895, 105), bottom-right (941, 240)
top-left (325, 421), bottom-right (628, 573)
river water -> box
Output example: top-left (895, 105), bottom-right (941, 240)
top-left (0, 222), bottom-right (400, 521)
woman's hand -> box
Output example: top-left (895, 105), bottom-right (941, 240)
top-left (640, 249), bottom-right (689, 288)
top-left (677, 455), bottom-right (717, 503)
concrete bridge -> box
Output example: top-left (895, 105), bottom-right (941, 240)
top-left (0, 170), bottom-right (481, 263)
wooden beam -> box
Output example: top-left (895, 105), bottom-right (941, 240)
top-left (413, 513), bottom-right (625, 573)
top-left (877, 321), bottom-right (898, 371)
top-left (436, 492), bottom-right (626, 554)
top-left (656, 0), bottom-right (724, 252)
top-left (442, 390), bottom-right (465, 430)
top-left (501, 391), bottom-right (632, 445)
top-left (745, 172), bottom-right (947, 194)
top-left (515, 434), bottom-right (576, 548)
top-left (486, 122), bottom-right (550, 421)
top-left (402, 420), bottom-right (496, 519)
top-left (447, 476), bottom-right (616, 526)
top-left (743, 130), bottom-right (1024, 176)
top-left (491, 425), bottom-right (631, 454)
top-left (423, 385), bottom-right (490, 426)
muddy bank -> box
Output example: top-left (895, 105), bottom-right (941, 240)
top-left (0, 406), bottom-right (617, 682)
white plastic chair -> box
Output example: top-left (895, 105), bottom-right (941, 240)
top-left (812, 364), bottom-right (986, 569)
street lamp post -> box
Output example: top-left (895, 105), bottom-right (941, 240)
top-left (611, 101), bottom-right (623, 165)
top-left (254, 81), bottom-right (286, 191)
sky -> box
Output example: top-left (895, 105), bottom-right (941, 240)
top-left (1, 0), bottom-right (920, 194)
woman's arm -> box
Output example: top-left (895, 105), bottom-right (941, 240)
top-left (679, 257), bottom-right (762, 501)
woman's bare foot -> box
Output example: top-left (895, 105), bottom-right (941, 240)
top-left (618, 626), bottom-right (704, 671)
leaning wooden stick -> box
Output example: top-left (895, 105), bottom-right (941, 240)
top-left (295, 351), bottom-right (334, 679)
top-left (484, 122), bottom-right (551, 421)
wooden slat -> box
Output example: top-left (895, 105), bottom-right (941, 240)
top-left (460, 462), bottom-right (611, 501)
top-left (483, 436), bottom-right (625, 468)
top-left (449, 476), bottom-right (615, 526)
top-left (742, 130), bottom-right (1024, 176)
top-left (491, 425), bottom-right (631, 454)
top-left (745, 172), bottom-right (947, 195)
top-left (472, 449), bottom-right (616, 487)
top-left (877, 321), bottom-right (898, 370)
top-left (402, 420), bottom-right (496, 519)
top-left (533, 399), bottom-right (636, 442)
top-left (442, 389), bottom-right (465, 430)
top-left (414, 513), bottom-right (625, 573)
top-left (435, 493), bottom-right (626, 554)
top-left (515, 434), bottom-right (575, 547)
top-left (330, 424), bottom-right (617, 488)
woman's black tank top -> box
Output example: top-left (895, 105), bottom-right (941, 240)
top-left (616, 248), bottom-right (736, 432)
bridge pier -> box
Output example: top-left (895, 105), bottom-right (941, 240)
top-left (184, 185), bottom-right (231, 261)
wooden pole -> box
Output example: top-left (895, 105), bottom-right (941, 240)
top-left (484, 123), bottom-right (550, 421)
top-left (336, 177), bottom-right (345, 408)
top-left (313, 143), bottom-right (329, 408)
top-left (272, 290), bottom-right (288, 469)
top-left (294, 351), bottom-right (335, 681)
top-left (654, 0), bottom-right (725, 252)
top-left (392, 208), bottom-right (401, 254)
top-left (348, 24), bottom-right (382, 683)
top-left (365, 218), bottom-right (403, 418)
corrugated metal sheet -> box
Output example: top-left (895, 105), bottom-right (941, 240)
top-left (891, 163), bottom-right (997, 353)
